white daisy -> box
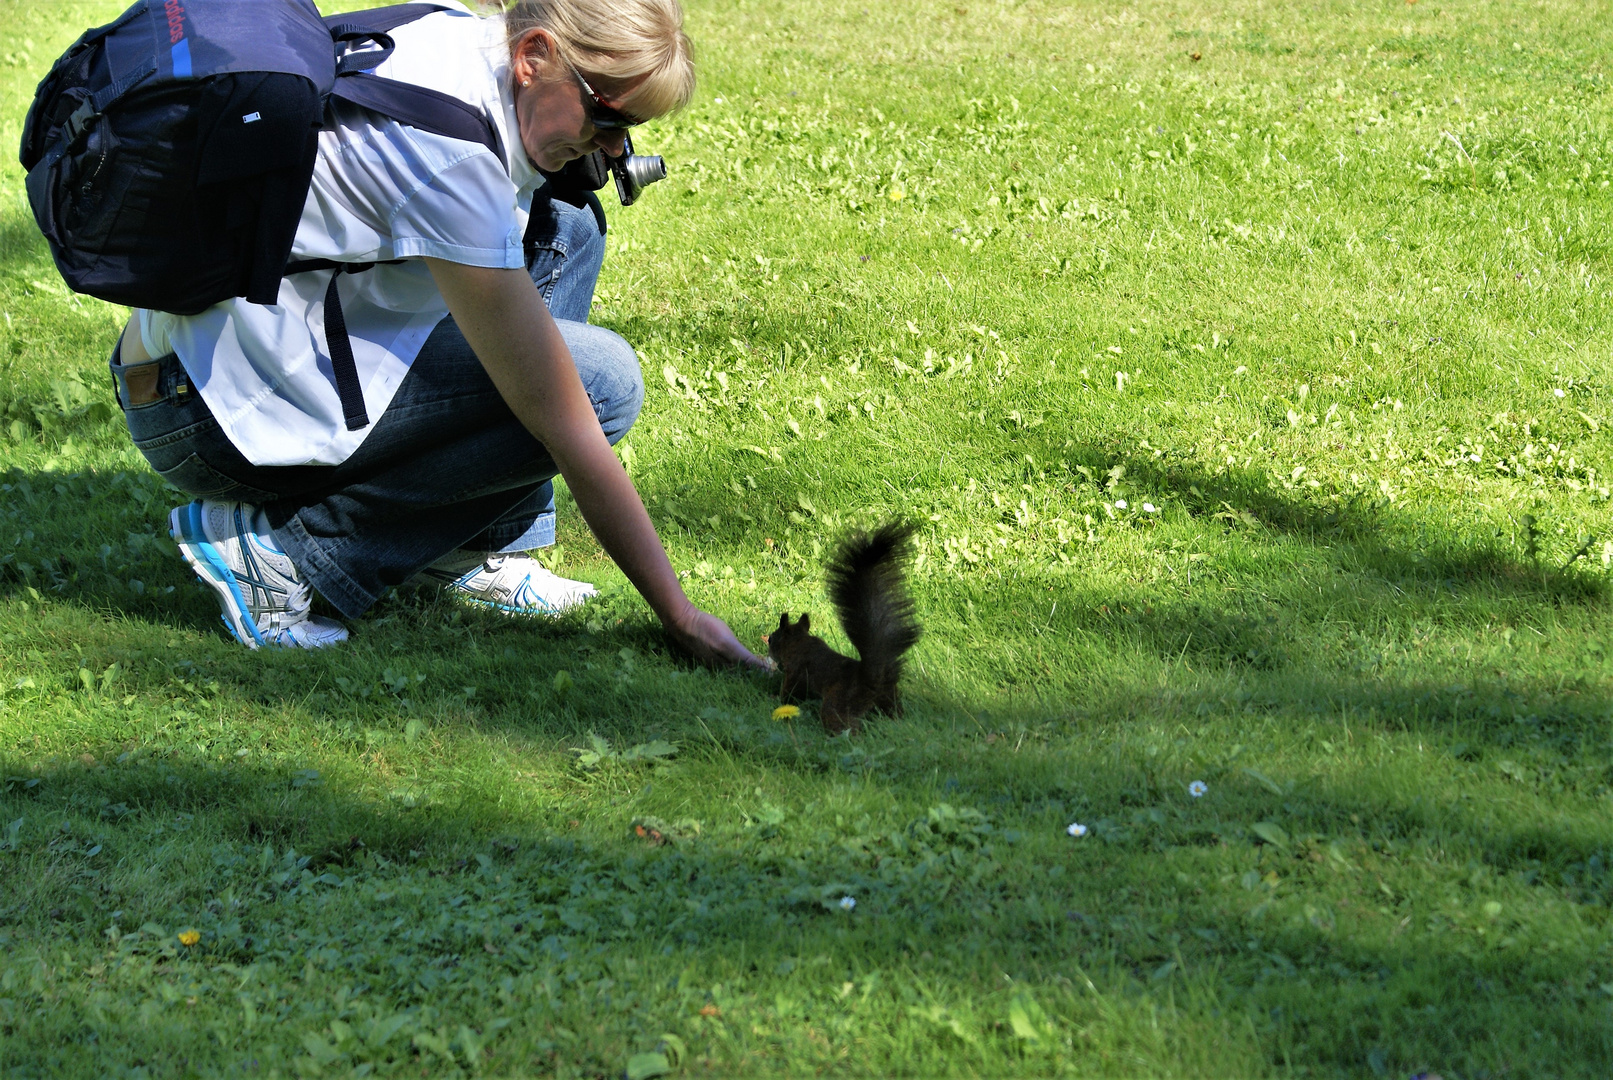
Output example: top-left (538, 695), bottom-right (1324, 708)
top-left (1189, 780), bottom-right (1208, 798)
top-left (838, 896), bottom-right (856, 911)
top-left (1066, 822), bottom-right (1088, 837)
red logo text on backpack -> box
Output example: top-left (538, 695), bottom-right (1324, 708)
top-left (165, 0), bottom-right (187, 45)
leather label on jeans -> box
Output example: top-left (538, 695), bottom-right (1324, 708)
top-left (116, 361), bottom-right (162, 406)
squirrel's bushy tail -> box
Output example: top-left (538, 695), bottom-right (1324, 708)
top-left (825, 521), bottom-right (921, 700)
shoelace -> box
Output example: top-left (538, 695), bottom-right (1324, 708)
top-left (266, 578), bottom-right (313, 631)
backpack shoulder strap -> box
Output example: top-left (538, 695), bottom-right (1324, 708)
top-left (323, 3), bottom-right (458, 36)
top-left (322, 4), bottom-right (505, 162)
top-left (329, 73), bottom-right (503, 162)
top-left (303, 3), bottom-right (506, 432)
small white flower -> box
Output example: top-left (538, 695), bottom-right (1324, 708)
top-left (1066, 822), bottom-right (1088, 837)
top-left (1114, 499), bottom-right (1128, 510)
top-left (838, 895), bottom-right (856, 911)
top-left (1189, 780), bottom-right (1208, 798)
top-left (1554, 388), bottom-right (1567, 398)
top-left (1142, 502), bottom-right (1157, 513)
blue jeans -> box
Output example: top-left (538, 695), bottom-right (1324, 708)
top-left (118, 188), bottom-right (643, 618)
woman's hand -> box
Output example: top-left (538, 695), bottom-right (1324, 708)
top-left (664, 601), bottom-right (772, 670)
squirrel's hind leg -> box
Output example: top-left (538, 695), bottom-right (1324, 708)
top-left (820, 687), bottom-right (864, 736)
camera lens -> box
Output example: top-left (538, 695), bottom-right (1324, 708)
top-left (610, 144), bottom-right (668, 206)
top-left (626, 154), bottom-right (666, 192)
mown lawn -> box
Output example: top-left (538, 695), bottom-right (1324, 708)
top-left (2, 0), bottom-right (1612, 1076)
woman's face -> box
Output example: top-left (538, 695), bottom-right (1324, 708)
top-left (512, 30), bottom-right (633, 172)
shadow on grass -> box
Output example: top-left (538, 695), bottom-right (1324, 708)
top-left (2, 736), bottom-right (1610, 1078)
top-left (637, 424), bottom-right (1601, 605)
top-left (1081, 441), bottom-right (1587, 594)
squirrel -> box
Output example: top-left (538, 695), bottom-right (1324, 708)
top-left (766, 521), bottom-right (921, 735)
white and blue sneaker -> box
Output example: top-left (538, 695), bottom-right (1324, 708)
top-left (416, 551), bottom-right (597, 615)
top-left (168, 500), bottom-right (348, 649)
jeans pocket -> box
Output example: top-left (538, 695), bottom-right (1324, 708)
top-left (154, 452), bottom-right (278, 503)
top-left (526, 243), bottom-right (565, 305)
top-left (122, 359), bottom-right (208, 444)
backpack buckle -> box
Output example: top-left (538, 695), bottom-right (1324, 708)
top-left (63, 100), bottom-right (98, 144)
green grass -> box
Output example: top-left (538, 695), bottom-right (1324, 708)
top-left (2, 0), bottom-right (1612, 1075)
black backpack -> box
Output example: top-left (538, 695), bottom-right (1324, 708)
top-left (19, 0), bottom-right (503, 431)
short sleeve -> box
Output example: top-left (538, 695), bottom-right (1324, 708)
top-left (388, 144), bottom-right (525, 269)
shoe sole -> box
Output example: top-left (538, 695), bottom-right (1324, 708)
top-left (456, 596), bottom-right (567, 615)
top-left (445, 589), bottom-right (571, 615)
top-left (169, 503), bottom-right (266, 649)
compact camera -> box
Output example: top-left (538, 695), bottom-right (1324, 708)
top-left (608, 133), bottom-right (667, 206)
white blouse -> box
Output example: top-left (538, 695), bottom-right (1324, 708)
top-left (139, 2), bottom-right (541, 466)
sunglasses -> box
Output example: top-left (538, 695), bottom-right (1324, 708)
top-left (564, 59), bottom-right (642, 130)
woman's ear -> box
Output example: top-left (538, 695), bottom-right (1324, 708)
top-left (513, 27), bottom-right (554, 86)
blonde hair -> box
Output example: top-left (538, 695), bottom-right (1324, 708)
top-left (501, 0), bottom-right (695, 120)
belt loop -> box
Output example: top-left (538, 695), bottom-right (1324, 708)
top-left (168, 363), bottom-right (192, 406)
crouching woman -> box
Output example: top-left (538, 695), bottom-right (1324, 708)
top-left (108, 0), bottom-right (763, 668)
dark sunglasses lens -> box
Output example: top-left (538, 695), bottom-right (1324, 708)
top-left (589, 104), bottom-right (638, 129)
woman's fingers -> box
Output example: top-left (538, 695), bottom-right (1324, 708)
top-left (668, 608), bottom-right (771, 670)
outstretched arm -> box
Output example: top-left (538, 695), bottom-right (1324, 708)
top-left (425, 257), bottom-right (766, 669)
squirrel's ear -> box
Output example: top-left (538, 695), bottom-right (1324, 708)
top-left (776, 612), bottom-right (791, 631)
top-left (799, 612), bottom-right (811, 631)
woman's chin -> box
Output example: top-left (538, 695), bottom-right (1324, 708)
top-left (535, 148), bottom-right (593, 172)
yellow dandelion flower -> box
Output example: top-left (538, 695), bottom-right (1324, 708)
top-left (178, 930), bottom-right (200, 947)
top-left (772, 704), bottom-right (800, 721)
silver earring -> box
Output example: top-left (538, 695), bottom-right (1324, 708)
top-left (521, 78), bottom-right (531, 87)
